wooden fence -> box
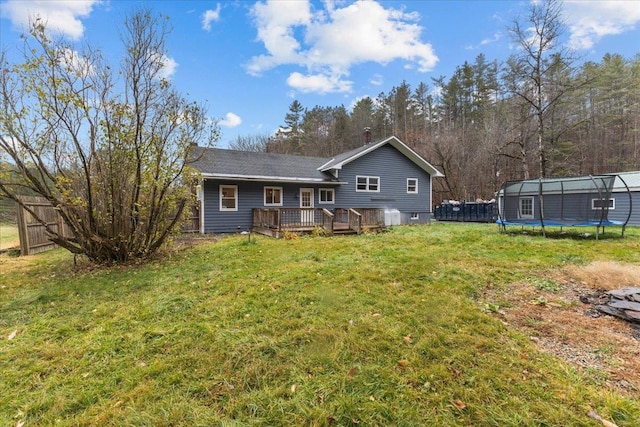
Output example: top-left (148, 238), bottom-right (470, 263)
top-left (16, 196), bottom-right (71, 255)
top-left (183, 204), bottom-right (200, 233)
top-left (16, 196), bottom-right (201, 255)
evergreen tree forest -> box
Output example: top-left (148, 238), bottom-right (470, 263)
top-left (250, 53), bottom-right (640, 204)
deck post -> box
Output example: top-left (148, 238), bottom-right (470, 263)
top-left (277, 209), bottom-right (282, 231)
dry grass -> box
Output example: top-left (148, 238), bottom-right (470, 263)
top-left (564, 261), bottom-right (640, 291)
top-left (0, 223), bottom-right (19, 250)
top-left (484, 261), bottom-right (640, 396)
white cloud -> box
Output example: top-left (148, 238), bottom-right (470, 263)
top-left (564, 1), bottom-right (640, 50)
top-left (151, 53), bottom-right (178, 80)
top-left (248, 0), bottom-right (438, 94)
top-left (202, 4), bottom-right (222, 31)
top-left (247, 0), bottom-right (311, 75)
top-left (287, 72), bottom-right (353, 94)
top-left (1, 0), bottom-right (100, 40)
top-left (465, 32), bottom-right (502, 50)
top-left (481, 32), bottom-right (502, 46)
top-left (58, 48), bottom-right (94, 77)
top-left (219, 112), bottom-right (242, 128)
top-left (369, 74), bottom-right (383, 86)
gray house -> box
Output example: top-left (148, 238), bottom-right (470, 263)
top-left (189, 136), bottom-right (444, 236)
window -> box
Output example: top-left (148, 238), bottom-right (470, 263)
top-left (410, 212), bottom-right (419, 220)
top-left (356, 175), bottom-right (380, 192)
top-left (407, 178), bottom-right (418, 194)
top-left (592, 198), bottom-right (615, 210)
top-left (518, 197), bottom-right (534, 219)
top-left (264, 186), bottom-right (283, 206)
top-left (319, 188), bottom-right (335, 204)
top-left (220, 185), bottom-right (238, 211)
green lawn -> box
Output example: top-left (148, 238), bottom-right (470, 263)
top-left (0, 223), bottom-right (19, 250)
top-left (1, 223), bottom-right (639, 426)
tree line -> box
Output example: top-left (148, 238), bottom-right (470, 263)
top-left (231, 1), bottom-right (640, 203)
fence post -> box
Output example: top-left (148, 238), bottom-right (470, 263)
top-left (17, 198), bottom-right (30, 256)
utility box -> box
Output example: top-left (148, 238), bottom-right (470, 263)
top-left (384, 209), bottom-right (401, 226)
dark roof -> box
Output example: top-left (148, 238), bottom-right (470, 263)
top-left (189, 136), bottom-right (444, 183)
top-left (189, 147), bottom-right (337, 183)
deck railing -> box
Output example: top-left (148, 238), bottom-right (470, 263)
top-left (253, 208), bottom-right (280, 229)
top-left (321, 209), bottom-right (334, 234)
top-left (253, 207), bottom-right (384, 236)
top-left (348, 208), bottom-right (362, 234)
top-left (357, 208), bottom-right (385, 226)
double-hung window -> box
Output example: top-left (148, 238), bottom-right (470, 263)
top-left (319, 188), bottom-right (335, 204)
top-left (220, 185), bottom-right (238, 211)
top-left (518, 196), bottom-right (534, 219)
top-left (356, 175), bottom-right (380, 192)
top-left (264, 186), bottom-right (283, 206)
top-left (407, 178), bottom-right (418, 194)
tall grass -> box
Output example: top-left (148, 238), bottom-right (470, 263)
top-left (1, 223), bottom-right (639, 426)
top-left (0, 223), bottom-right (19, 250)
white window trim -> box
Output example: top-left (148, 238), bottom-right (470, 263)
top-left (319, 188), bottom-right (335, 204)
top-left (356, 175), bottom-right (380, 192)
top-left (592, 198), bottom-right (615, 210)
top-left (410, 212), bottom-right (419, 220)
top-left (407, 178), bottom-right (418, 194)
top-left (518, 196), bottom-right (534, 219)
top-left (264, 186), bottom-right (283, 207)
top-left (220, 185), bottom-right (238, 212)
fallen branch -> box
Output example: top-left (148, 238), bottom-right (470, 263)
top-left (587, 409), bottom-right (619, 427)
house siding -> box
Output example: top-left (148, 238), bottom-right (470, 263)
top-left (334, 144), bottom-right (432, 223)
top-left (203, 179), bottom-right (342, 233)
top-left (609, 190), bottom-right (639, 226)
top-left (501, 192), bottom-right (636, 225)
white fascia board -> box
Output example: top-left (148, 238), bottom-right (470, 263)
top-left (317, 158), bottom-right (336, 170)
top-left (201, 173), bottom-right (345, 185)
top-left (321, 138), bottom-right (391, 171)
top-left (387, 138), bottom-right (445, 178)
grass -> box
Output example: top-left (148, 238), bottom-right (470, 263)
top-left (0, 222), bottom-right (19, 250)
top-left (1, 223), bottom-right (639, 426)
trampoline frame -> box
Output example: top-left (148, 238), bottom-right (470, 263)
top-left (496, 174), bottom-right (632, 239)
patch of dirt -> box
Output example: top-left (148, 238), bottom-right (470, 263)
top-left (482, 261), bottom-right (640, 396)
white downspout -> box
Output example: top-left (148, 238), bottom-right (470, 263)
top-left (198, 180), bottom-right (205, 234)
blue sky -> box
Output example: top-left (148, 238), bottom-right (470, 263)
top-left (2, 0), bottom-right (639, 148)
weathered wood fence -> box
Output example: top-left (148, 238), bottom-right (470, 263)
top-left (16, 196), bottom-right (201, 255)
top-left (183, 204), bottom-right (201, 233)
top-left (16, 196), bottom-right (71, 255)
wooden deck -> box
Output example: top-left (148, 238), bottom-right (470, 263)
top-left (252, 207), bottom-right (385, 238)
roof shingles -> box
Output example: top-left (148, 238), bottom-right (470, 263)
top-left (189, 147), bottom-right (335, 182)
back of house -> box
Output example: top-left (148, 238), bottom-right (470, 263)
top-left (189, 136), bottom-right (444, 234)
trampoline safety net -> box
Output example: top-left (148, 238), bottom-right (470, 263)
top-left (497, 174), bottom-right (631, 237)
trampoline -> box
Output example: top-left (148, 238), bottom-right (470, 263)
top-left (496, 174), bottom-right (632, 239)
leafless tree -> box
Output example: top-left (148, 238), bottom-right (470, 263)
top-left (0, 10), bottom-right (218, 263)
top-left (505, 0), bottom-right (575, 178)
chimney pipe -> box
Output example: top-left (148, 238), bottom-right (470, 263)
top-left (364, 127), bottom-right (371, 145)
